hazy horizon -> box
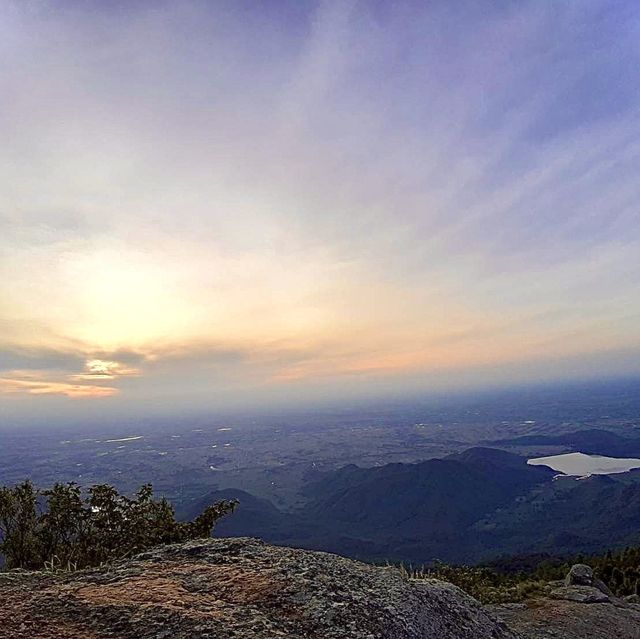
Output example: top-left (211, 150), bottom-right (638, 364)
top-left (3, 1), bottom-right (640, 424)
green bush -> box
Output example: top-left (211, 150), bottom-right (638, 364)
top-left (408, 561), bottom-right (548, 604)
top-left (0, 480), bottom-right (237, 571)
top-left (407, 546), bottom-right (640, 603)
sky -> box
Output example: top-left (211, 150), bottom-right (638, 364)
top-left (2, 0), bottom-right (640, 423)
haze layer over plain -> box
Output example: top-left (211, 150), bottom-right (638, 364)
top-left (2, 1), bottom-right (640, 421)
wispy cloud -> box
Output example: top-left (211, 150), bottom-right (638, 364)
top-left (69, 359), bottom-right (141, 381)
top-left (0, 377), bottom-right (117, 399)
top-left (1, 1), bottom-right (640, 416)
top-left (0, 346), bottom-right (143, 397)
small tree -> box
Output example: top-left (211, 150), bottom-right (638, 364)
top-left (0, 481), bottom-right (40, 569)
top-left (0, 480), bottom-right (237, 570)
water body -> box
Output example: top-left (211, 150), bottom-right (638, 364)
top-left (528, 452), bottom-right (640, 476)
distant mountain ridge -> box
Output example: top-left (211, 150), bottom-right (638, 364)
top-left (183, 445), bottom-right (640, 564)
top-left (486, 428), bottom-right (640, 457)
top-left (301, 448), bottom-right (553, 542)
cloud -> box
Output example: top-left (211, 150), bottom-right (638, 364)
top-left (0, 346), bottom-right (143, 398)
top-left (0, 345), bottom-right (145, 372)
top-left (69, 359), bottom-right (141, 381)
top-left (1, 1), bottom-right (640, 416)
top-left (0, 346), bottom-right (85, 372)
top-left (0, 377), bottom-right (117, 399)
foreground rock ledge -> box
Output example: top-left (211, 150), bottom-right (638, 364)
top-left (0, 537), bottom-right (515, 639)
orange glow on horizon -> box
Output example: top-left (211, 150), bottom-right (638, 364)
top-left (0, 377), bottom-right (118, 398)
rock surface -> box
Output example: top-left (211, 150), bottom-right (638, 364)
top-left (492, 593), bottom-right (640, 639)
top-left (491, 563), bottom-right (640, 638)
top-left (550, 584), bottom-right (611, 604)
top-left (0, 537), bottom-right (517, 639)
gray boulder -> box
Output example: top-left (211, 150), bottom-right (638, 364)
top-left (565, 563), bottom-right (614, 597)
top-left (565, 563), bottom-right (594, 587)
top-left (551, 585), bottom-right (611, 604)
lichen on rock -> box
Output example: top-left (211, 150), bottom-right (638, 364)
top-left (0, 537), bottom-right (516, 639)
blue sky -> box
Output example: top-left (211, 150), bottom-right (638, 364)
top-left (1, 1), bottom-right (640, 421)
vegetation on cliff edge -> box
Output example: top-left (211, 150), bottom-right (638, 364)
top-left (409, 547), bottom-right (640, 603)
top-left (0, 480), bottom-right (237, 570)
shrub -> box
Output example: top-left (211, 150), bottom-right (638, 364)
top-left (408, 561), bottom-right (548, 604)
top-left (406, 546), bottom-right (640, 603)
top-left (0, 480), bottom-right (237, 570)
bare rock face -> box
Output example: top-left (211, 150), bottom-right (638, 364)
top-left (491, 564), bottom-right (640, 639)
top-left (492, 597), bottom-right (640, 639)
top-left (0, 537), bottom-right (517, 639)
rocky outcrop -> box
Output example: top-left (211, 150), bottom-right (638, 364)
top-left (492, 597), bottom-right (640, 639)
top-left (550, 584), bottom-right (612, 604)
top-left (4, 544), bottom-right (640, 639)
top-left (491, 564), bottom-right (640, 639)
top-left (0, 537), bottom-right (516, 639)
top-left (543, 563), bottom-right (622, 606)
top-left (564, 563), bottom-right (614, 597)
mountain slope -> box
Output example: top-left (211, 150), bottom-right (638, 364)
top-left (179, 448), bottom-right (640, 564)
top-left (306, 448), bottom-right (553, 521)
top-left (296, 448), bottom-right (554, 561)
top-left (178, 488), bottom-right (303, 540)
top-left (477, 474), bottom-right (640, 556)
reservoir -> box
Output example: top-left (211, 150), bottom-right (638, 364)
top-left (527, 452), bottom-right (640, 476)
